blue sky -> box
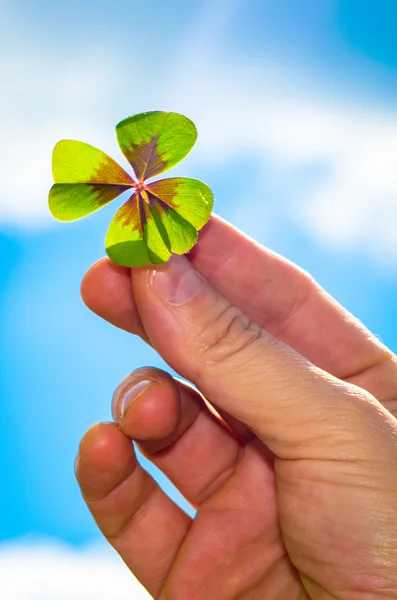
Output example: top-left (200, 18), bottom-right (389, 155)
top-left (2, 0), bottom-right (397, 597)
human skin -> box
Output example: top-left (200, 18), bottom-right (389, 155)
top-left (76, 215), bottom-right (397, 599)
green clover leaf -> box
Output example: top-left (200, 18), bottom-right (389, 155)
top-left (49, 111), bottom-right (214, 267)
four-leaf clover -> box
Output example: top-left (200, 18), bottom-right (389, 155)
top-left (49, 111), bottom-right (214, 267)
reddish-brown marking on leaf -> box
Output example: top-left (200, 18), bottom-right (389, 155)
top-left (146, 191), bottom-right (172, 216)
top-left (114, 194), bottom-right (139, 228)
top-left (146, 180), bottom-right (179, 211)
top-left (138, 191), bottom-right (150, 233)
top-left (89, 184), bottom-right (133, 207)
top-left (90, 157), bottom-right (135, 186)
top-left (113, 191), bottom-right (152, 236)
top-left (133, 136), bottom-right (167, 181)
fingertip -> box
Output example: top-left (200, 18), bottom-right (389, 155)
top-left (77, 422), bottom-right (121, 466)
top-left (76, 422), bottom-right (137, 501)
top-left (81, 257), bottom-right (128, 308)
top-left (112, 368), bottom-right (181, 441)
top-left (80, 257), bottom-right (145, 336)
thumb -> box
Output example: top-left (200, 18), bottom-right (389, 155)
top-left (131, 255), bottom-right (393, 459)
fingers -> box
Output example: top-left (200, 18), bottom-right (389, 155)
top-left (131, 255), bottom-right (395, 459)
top-left (77, 377), bottom-right (305, 599)
top-left (80, 260), bottom-right (146, 338)
top-left (75, 422), bottom-right (191, 598)
top-left (81, 215), bottom-right (391, 383)
top-left (111, 368), bottom-right (244, 506)
top-left (159, 440), bottom-right (303, 600)
top-left (109, 369), bottom-right (304, 598)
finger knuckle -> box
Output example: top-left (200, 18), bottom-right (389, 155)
top-left (197, 300), bottom-right (262, 368)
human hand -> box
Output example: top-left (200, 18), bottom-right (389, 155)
top-left (76, 216), bottom-right (397, 599)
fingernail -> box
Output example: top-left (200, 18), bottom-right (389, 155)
top-left (151, 255), bottom-right (204, 305)
top-left (112, 379), bottom-right (155, 422)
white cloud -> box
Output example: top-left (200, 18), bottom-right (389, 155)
top-left (168, 60), bottom-right (397, 263)
top-left (0, 539), bottom-right (151, 599)
top-left (159, 0), bottom-right (397, 265)
top-left (2, 0), bottom-right (397, 265)
top-left (0, 3), bottom-right (126, 227)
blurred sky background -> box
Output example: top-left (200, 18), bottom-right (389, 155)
top-left (2, 0), bottom-right (397, 597)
